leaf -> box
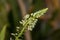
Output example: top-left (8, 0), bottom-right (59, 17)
top-left (0, 25), bottom-right (7, 40)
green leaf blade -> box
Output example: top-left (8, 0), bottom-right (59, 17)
top-left (0, 25), bottom-right (7, 40)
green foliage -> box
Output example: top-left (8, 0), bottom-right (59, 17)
top-left (0, 0), bottom-right (8, 32)
top-left (0, 25), bottom-right (7, 40)
top-left (0, 0), bottom-right (8, 40)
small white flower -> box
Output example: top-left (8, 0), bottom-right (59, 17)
top-left (16, 27), bottom-right (20, 29)
top-left (10, 37), bottom-right (13, 40)
top-left (15, 33), bottom-right (18, 36)
top-left (16, 29), bottom-right (19, 32)
top-left (11, 33), bottom-right (15, 36)
top-left (24, 14), bottom-right (29, 19)
top-left (28, 26), bottom-right (32, 31)
top-left (31, 13), bottom-right (33, 16)
top-left (19, 21), bottom-right (23, 24)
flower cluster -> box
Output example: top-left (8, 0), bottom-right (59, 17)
top-left (11, 8), bottom-right (48, 40)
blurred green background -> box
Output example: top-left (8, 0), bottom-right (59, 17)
top-left (0, 0), bottom-right (60, 40)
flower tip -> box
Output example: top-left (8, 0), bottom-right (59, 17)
top-left (45, 8), bottom-right (48, 11)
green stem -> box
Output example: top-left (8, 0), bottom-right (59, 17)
top-left (15, 37), bottom-right (19, 40)
top-left (15, 19), bottom-right (29, 40)
top-left (15, 25), bottom-right (27, 40)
